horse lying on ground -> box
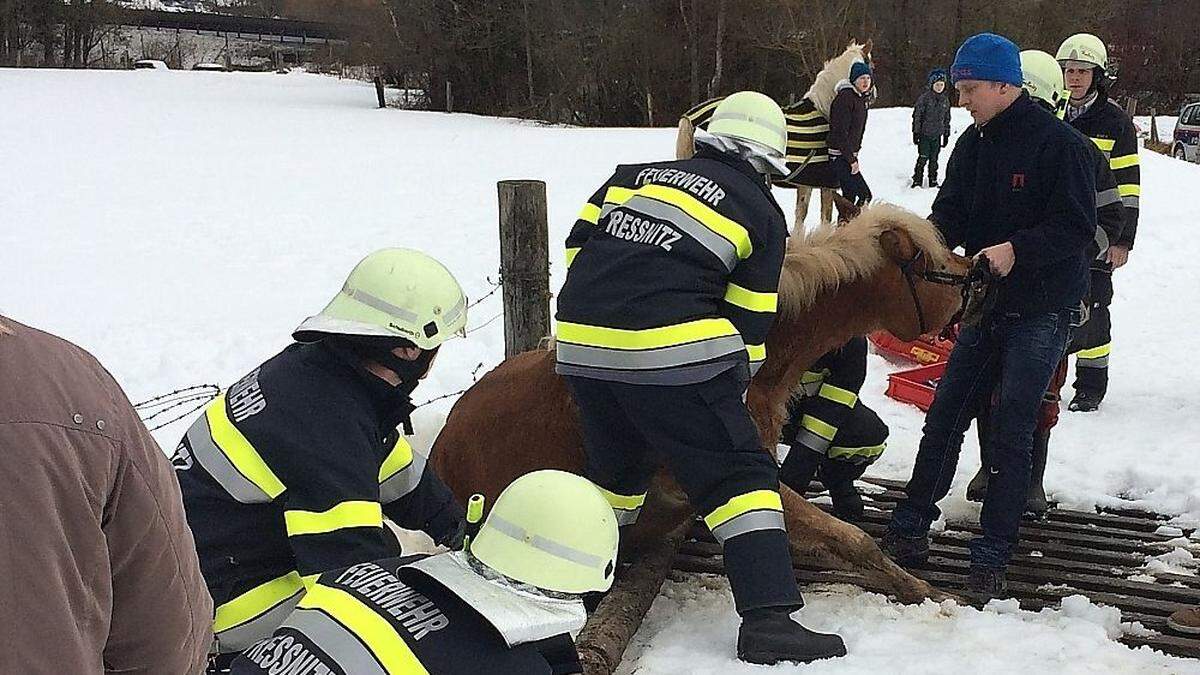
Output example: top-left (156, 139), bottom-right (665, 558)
top-left (677, 41), bottom-right (872, 229)
top-left (431, 203), bottom-right (969, 603)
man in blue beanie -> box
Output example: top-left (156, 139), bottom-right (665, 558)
top-left (882, 33), bottom-right (1096, 599)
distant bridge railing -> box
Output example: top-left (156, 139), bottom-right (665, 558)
top-left (114, 8), bottom-right (352, 45)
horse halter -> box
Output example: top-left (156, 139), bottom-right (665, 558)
top-left (896, 249), bottom-right (979, 335)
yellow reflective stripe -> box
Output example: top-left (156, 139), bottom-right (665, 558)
top-left (828, 443), bottom-right (886, 461)
top-left (1091, 137), bottom-right (1116, 152)
top-left (284, 501), bottom-right (383, 537)
top-left (206, 394), bottom-right (285, 499)
top-left (818, 383), bottom-right (858, 407)
top-left (603, 185), bottom-right (637, 205)
top-left (578, 202), bottom-right (601, 225)
top-left (596, 485), bottom-right (646, 510)
top-left (213, 571), bottom-right (305, 633)
top-left (556, 318), bottom-right (738, 350)
top-left (746, 343), bottom-right (766, 362)
top-left (1110, 154), bottom-right (1139, 170)
top-left (801, 414), bottom-right (837, 441)
top-left (1076, 343), bottom-right (1112, 359)
top-left (704, 490), bottom-right (783, 529)
top-left (801, 371), bottom-right (824, 384)
top-left (302, 574), bottom-right (320, 590)
top-left (379, 437), bottom-right (414, 482)
top-left (605, 183), bottom-right (752, 260)
top-left (1118, 184), bottom-right (1140, 197)
top-left (299, 584), bottom-right (429, 675)
top-left (565, 247), bottom-right (581, 268)
top-left (723, 283), bottom-right (778, 313)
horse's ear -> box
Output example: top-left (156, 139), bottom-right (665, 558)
top-left (862, 39), bottom-right (873, 59)
top-left (880, 226), bottom-right (917, 263)
top-left (832, 194), bottom-right (860, 225)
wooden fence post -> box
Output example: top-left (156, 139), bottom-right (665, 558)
top-left (1150, 107), bottom-right (1159, 144)
top-left (497, 180), bottom-right (550, 358)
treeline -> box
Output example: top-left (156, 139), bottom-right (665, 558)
top-left (293, 0), bottom-right (1200, 124)
top-left (4, 0), bottom-right (1198, 123)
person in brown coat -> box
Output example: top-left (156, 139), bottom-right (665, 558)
top-left (0, 315), bottom-right (213, 674)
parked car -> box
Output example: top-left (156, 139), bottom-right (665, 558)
top-left (133, 59), bottom-right (169, 70)
top-left (192, 63), bottom-right (227, 72)
top-left (1172, 102), bottom-right (1200, 163)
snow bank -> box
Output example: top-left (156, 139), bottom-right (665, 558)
top-left (3, 69), bottom-right (1199, 672)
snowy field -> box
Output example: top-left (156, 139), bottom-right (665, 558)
top-left (2, 69), bottom-right (1199, 673)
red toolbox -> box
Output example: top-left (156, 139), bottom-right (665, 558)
top-left (885, 361), bottom-right (947, 412)
top-left (869, 330), bottom-right (954, 366)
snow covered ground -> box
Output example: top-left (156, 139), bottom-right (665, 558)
top-left (3, 69), bottom-right (1199, 673)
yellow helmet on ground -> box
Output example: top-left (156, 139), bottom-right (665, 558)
top-left (293, 248), bottom-right (467, 350)
top-left (1021, 50), bottom-right (1069, 119)
top-left (708, 91), bottom-right (788, 157)
top-left (1056, 33), bottom-right (1108, 71)
top-left (470, 470), bottom-right (619, 594)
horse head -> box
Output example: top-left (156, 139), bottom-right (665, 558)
top-left (873, 212), bottom-right (971, 341)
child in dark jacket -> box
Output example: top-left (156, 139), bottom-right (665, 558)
top-left (828, 61), bottom-right (874, 206)
top-left (911, 68), bottom-right (952, 187)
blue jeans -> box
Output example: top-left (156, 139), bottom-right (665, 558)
top-left (889, 309), bottom-right (1072, 568)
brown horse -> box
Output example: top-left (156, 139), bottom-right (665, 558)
top-left (431, 203), bottom-right (969, 602)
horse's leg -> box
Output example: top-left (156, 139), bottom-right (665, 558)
top-left (779, 485), bottom-right (949, 603)
top-left (820, 188), bottom-right (835, 225)
top-left (793, 186), bottom-right (812, 232)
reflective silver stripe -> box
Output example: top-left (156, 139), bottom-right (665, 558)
top-left (343, 286), bottom-right (420, 323)
top-left (556, 335), bottom-right (747, 371)
top-left (443, 294), bottom-right (466, 327)
top-left (486, 514), bottom-right (606, 569)
top-left (214, 590), bottom-right (306, 653)
top-left (185, 414), bottom-right (273, 504)
top-left (601, 196), bottom-right (739, 272)
top-left (709, 509), bottom-right (785, 544)
top-left (795, 428), bottom-right (832, 454)
top-left (1095, 187), bottom-right (1121, 209)
top-left (1076, 355), bottom-right (1109, 368)
top-left (1093, 227), bottom-right (1110, 258)
top-left (613, 507), bottom-right (642, 527)
top-left (379, 450), bottom-right (427, 504)
top-left (285, 608), bottom-right (389, 675)
top-left (1122, 195), bottom-right (1140, 209)
top-left (556, 358), bottom-right (741, 386)
top-left (749, 360), bottom-right (764, 377)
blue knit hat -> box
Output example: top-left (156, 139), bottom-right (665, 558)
top-left (850, 61), bottom-right (872, 83)
top-left (928, 68), bottom-right (948, 84)
top-left (951, 33), bottom-right (1022, 86)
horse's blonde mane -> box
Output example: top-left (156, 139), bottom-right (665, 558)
top-left (778, 203), bottom-right (949, 315)
top-left (805, 42), bottom-right (867, 118)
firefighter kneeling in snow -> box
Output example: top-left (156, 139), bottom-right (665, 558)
top-left (175, 249), bottom-right (469, 671)
top-left (555, 90), bottom-right (846, 664)
top-left (231, 470), bottom-right (617, 675)
top-left (778, 336), bottom-right (888, 522)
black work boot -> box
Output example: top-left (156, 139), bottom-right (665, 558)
top-left (737, 607), bottom-right (847, 665)
top-left (1025, 430), bottom-right (1050, 516)
top-left (965, 566), bottom-right (1007, 601)
top-left (881, 529), bottom-right (930, 567)
top-left (911, 173), bottom-right (923, 189)
top-left (928, 170), bottom-right (939, 188)
top-left (779, 446), bottom-right (822, 496)
top-left (966, 466), bottom-right (989, 503)
top-left (1067, 390), bottom-right (1102, 412)
top-left (828, 482), bottom-right (865, 523)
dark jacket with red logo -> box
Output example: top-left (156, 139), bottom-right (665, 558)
top-left (931, 92), bottom-right (1096, 316)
